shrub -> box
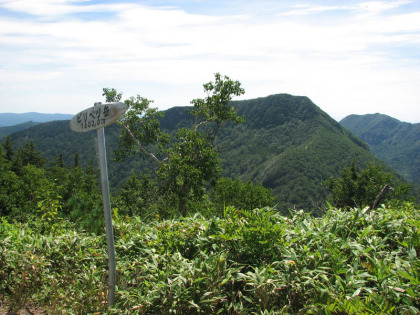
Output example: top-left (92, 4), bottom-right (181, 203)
top-left (1, 203), bottom-right (419, 314)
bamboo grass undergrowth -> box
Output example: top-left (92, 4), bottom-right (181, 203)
top-left (1, 203), bottom-right (419, 314)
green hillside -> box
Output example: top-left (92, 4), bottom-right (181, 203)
top-left (5, 94), bottom-right (395, 212)
top-left (340, 113), bottom-right (420, 185)
top-left (215, 95), bottom-right (383, 210)
top-left (0, 121), bottom-right (39, 139)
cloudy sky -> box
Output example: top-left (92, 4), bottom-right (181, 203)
top-left (0, 0), bottom-right (419, 123)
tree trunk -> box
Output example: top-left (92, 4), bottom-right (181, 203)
top-left (372, 183), bottom-right (394, 209)
top-left (178, 198), bottom-right (188, 217)
top-left (178, 183), bottom-right (189, 217)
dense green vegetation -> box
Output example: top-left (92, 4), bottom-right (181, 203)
top-left (340, 113), bottom-right (420, 186)
top-left (1, 204), bottom-right (419, 314)
top-left (1, 130), bottom-right (416, 313)
top-left (214, 95), bottom-right (407, 212)
top-left (0, 121), bottom-right (39, 139)
top-left (0, 137), bottom-right (106, 231)
top-left (5, 94), bottom-right (401, 212)
top-left (324, 160), bottom-right (411, 210)
top-left (0, 140), bottom-right (276, 229)
top-left (1, 78), bottom-right (419, 313)
top-left (108, 73), bottom-right (246, 216)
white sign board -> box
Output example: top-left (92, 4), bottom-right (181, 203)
top-left (70, 102), bottom-right (128, 132)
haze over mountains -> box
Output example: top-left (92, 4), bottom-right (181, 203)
top-left (0, 112), bottom-right (74, 139)
top-left (2, 94), bottom-right (417, 212)
top-left (0, 112), bottom-right (73, 127)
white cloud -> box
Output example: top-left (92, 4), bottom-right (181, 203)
top-left (284, 4), bottom-right (345, 16)
top-left (0, 0), bottom-right (419, 123)
top-left (355, 0), bottom-right (411, 14)
top-left (0, 0), bottom-right (108, 18)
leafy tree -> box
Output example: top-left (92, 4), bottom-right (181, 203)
top-left (210, 177), bottom-right (277, 215)
top-left (60, 163), bottom-right (103, 232)
top-left (157, 128), bottom-right (221, 215)
top-left (0, 170), bottom-right (23, 217)
top-left (21, 165), bottom-right (54, 208)
top-left (324, 161), bottom-right (410, 209)
top-left (105, 73), bottom-right (245, 216)
top-left (190, 72), bottom-right (245, 145)
top-left (0, 147), bottom-right (23, 216)
top-left (326, 160), bottom-right (358, 208)
top-left (102, 88), bottom-right (122, 103)
top-left (115, 171), bottom-right (158, 218)
top-left (111, 93), bottom-right (168, 164)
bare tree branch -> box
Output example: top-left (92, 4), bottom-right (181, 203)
top-left (121, 123), bottom-right (160, 165)
top-left (372, 183), bottom-right (394, 209)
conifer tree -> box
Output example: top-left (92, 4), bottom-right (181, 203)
top-left (2, 136), bottom-right (14, 161)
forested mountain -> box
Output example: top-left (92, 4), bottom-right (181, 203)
top-left (0, 112), bottom-right (73, 127)
top-left (214, 95), bottom-right (394, 209)
top-left (340, 113), bottom-right (420, 185)
top-left (0, 121), bottom-right (39, 139)
top-left (5, 94), bottom-right (396, 211)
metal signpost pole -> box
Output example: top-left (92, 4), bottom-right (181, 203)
top-left (95, 102), bottom-right (116, 308)
top-left (70, 101), bottom-right (128, 310)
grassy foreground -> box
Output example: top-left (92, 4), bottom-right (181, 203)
top-left (1, 204), bottom-right (419, 314)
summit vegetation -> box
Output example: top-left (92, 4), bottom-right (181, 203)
top-left (1, 74), bottom-right (418, 314)
top-left (1, 202), bottom-right (419, 314)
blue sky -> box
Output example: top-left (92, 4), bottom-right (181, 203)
top-left (0, 0), bottom-right (419, 123)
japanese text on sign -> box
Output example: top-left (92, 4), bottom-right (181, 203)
top-left (76, 105), bottom-right (109, 130)
top-left (70, 102), bottom-right (128, 133)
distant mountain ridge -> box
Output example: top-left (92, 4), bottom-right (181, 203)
top-left (0, 121), bottom-right (40, 139)
top-left (340, 113), bottom-right (420, 185)
top-left (5, 94), bottom-right (398, 212)
top-left (0, 112), bottom-right (73, 127)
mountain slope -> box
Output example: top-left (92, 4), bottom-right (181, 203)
top-left (215, 95), bottom-right (389, 210)
top-left (0, 121), bottom-right (40, 139)
top-left (340, 113), bottom-right (420, 185)
top-left (5, 94), bottom-right (394, 212)
top-left (0, 112), bottom-right (73, 127)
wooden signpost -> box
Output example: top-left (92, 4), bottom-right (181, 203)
top-left (70, 101), bottom-right (128, 308)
